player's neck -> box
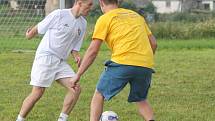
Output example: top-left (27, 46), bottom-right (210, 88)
top-left (103, 5), bottom-right (118, 13)
top-left (71, 6), bottom-right (81, 18)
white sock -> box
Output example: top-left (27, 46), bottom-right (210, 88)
top-left (58, 113), bottom-right (68, 121)
top-left (16, 115), bottom-right (25, 121)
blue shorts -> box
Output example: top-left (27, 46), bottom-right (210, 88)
top-left (96, 60), bottom-right (153, 102)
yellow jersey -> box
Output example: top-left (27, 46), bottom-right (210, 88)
top-left (92, 8), bottom-right (154, 68)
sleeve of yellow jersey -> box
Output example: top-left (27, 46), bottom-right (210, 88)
top-left (143, 18), bottom-right (152, 36)
top-left (92, 16), bottom-right (109, 41)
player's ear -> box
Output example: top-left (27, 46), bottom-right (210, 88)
top-left (77, 0), bottom-right (82, 7)
top-left (99, 0), bottom-right (104, 7)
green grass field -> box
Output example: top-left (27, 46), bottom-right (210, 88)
top-left (0, 39), bottom-right (215, 121)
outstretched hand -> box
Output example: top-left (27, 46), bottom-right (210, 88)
top-left (25, 27), bottom-right (32, 38)
top-left (25, 26), bottom-right (37, 40)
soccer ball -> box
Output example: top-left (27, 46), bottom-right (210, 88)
top-left (100, 111), bottom-right (119, 121)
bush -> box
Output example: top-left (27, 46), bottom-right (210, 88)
top-left (141, 2), bottom-right (156, 14)
top-left (119, 1), bottom-right (137, 11)
top-left (87, 4), bottom-right (102, 24)
top-left (88, 4), bottom-right (102, 18)
top-left (151, 19), bottom-right (215, 39)
top-left (157, 12), bottom-right (213, 22)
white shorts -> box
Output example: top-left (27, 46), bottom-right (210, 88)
top-left (30, 55), bottom-right (75, 87)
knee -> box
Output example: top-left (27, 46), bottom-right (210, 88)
top-left (31, 87), bottom-right (45, 99)
top-left (137, 100), bottom-right (149, 106)
top-left (74, 86), bottom-right (81, 95)
top-left (137, 100), bottom-right (153, 111)
top-left (95, 90), bottom-right (103, 97)
top-left (92, 90), bottom-right (104, 100)
top-left (68, 85), bottom-right (81, 96)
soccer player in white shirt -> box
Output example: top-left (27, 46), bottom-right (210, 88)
top-left (16, 0), bottom-right (93, 121)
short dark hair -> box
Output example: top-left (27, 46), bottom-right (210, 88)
top-left (75, 0), bottom-right (88, 3)
top-left (102, 0), bottom-right (118, 5)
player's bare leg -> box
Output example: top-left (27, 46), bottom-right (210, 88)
top-left (57, 78), bottom-right (81, 121)
top-left (137, 100), bottom-right (155, 121)
top-left (18, 86), bottom-right (45, 119)
top-left (90, 90), bottom-right (104, 121)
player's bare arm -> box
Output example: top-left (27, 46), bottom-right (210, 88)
top-left (77, 39), bottom-right (102, 77)
top-left (70, 39), bottom-right (102, 87)
top-left (148, 34), bottom-right (157, 54)
top-left (71, 50), bottom-right (81, 67)
top-left (25, 25), bottom-right (38, 40)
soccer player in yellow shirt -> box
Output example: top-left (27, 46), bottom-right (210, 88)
top-left (71, 0), bottom-right (157, 121)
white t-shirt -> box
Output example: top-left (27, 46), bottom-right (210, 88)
top-left (36, 9), bottom-right (87, 60)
